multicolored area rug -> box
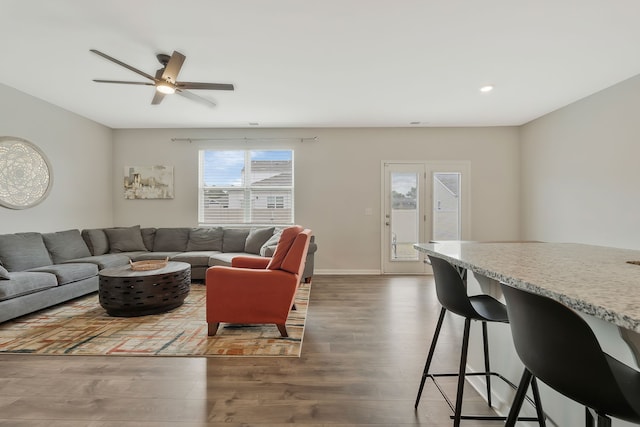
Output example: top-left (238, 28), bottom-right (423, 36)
top-left (0, 283), bottom-right (309, 357)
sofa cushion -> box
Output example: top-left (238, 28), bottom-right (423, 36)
top-left (105, 225), bottom-right (148, 253)
top-left (153, 228), bottom-right (190, 251)
top-left (42, 229), bottom-right (92, 264)
top-left (172, 251), bottom-right (220, 266)
top-left (208, 252), bottom-right (265, 267)
top-left (244, 227), bottom-right (275, 255)
top-left (82, 229), bottom-right (110, 255)
top-left (0, 232), bottom-right (52, 272)
top-left (140, 227), bottom-right (157, 251)
top-left (186, 227), bottom-right (223, 251)
top-left (0, 271), bottom-right (58, 301)
top-left (28, 263), bottom-right (98, 286)
top-left (222, 228), bottom-right (250, 253)
top-left (209, 252), bottom-right (242, 267)
top-left (65, 254), bottom-right (132, 270)
top-left (0, 265), bottom-right (9, 280)
top-left (260, 228), bottom-right (283, 256)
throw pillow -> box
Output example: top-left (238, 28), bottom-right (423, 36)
top-left (81, 229), bottom-right (110, 255)
top-left (267, 225), bottom-right (304, 270)
top-left (0, 232), bottom-right (52, 271)
top-left (140, 228), bottom-right (157, 251)
top-left (0, 264), bottom-right (9, 280)
top-left (244, 227), bottom-right (275, 255)
top-left (153, 228), bottom-right (190, 251)
top-left (42, 229), bottom-right (92, 264)
top-left (104, 225), bottom-right (148, 253)
top-left (260, 228), bottom-right (283, 256)
top-left (186, 227), bottom-right (223, 251)
top-left (221, 228), bottom-right (250, 253)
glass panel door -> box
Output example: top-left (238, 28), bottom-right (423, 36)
top-left (382, 163), bottom-right (426, 274)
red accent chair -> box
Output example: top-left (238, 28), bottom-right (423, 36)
top-left (206, 226), bottom-right (313, 337)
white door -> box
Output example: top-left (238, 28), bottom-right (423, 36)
top-left (382, 162), bottom-right (426, 274)
top-left (382, 161), bottom-right (470, 274)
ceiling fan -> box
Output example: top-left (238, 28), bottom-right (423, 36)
top-left (90, 49), bottom-right (234, 107)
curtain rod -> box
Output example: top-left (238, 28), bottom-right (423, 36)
top-left (171, 136), bottom-right (318, 143)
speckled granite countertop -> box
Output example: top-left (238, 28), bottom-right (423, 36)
top-left (414, 242), bottom-right (640, 333)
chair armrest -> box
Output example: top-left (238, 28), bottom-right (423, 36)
top-left (231, 256), bottom-right (270, 269)
top-left (207, 265), bottom-right (294, 287)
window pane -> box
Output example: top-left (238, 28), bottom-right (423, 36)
top-left (200, 149), bottom-right (294, 225)
top-left (203, 151), bottom-right (245, 187)
top-left (390, 172), bottom-right (419, 261)
top-left (250, 150), bottom-right (293, 186)
top-left (251, 190), bottom-right (293, 223)
top-left (432, 172), bottom-right (460, 240)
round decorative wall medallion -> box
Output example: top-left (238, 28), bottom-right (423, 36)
top-left (0, 136), bottom-right (53, 209)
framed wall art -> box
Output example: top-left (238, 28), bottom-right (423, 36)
top-left (124, 165), bottom-right (174, 199)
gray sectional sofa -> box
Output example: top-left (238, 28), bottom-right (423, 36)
top-left (0, 225), bottom-right (317, 324)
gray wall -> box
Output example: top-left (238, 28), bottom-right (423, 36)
top-left (520, 73), bottom-right (640, 249)
top-left (0, 83), bottom-right (113, 234)
top-left (112, 126), bottom-right (521, 273)
top-left (490, 73), bottom-right (640, 427)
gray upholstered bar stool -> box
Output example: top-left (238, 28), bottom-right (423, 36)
top-left (501, 283), bottom-right (640, 427)
top-left (415, 255), bottom-right (546, 426)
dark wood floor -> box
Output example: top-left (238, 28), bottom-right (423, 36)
top-left (0, 275), bottom-right (504, 426)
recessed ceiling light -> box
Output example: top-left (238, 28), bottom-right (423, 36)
top-left (480, 85), bottom-right (494, 93)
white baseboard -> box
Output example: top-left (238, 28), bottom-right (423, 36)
top-left (314, 269), bottom-right (381, 275)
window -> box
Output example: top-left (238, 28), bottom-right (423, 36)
top-left (267, 196), bottom-right (285, 209)
top-left (432, 172), bottom-right (461, 240)
top-left (199, 149), bottom-right (294, 225)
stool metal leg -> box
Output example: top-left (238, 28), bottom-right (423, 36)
top-left (482, 321), bottom-right (492, 407)
top-left (505, 369), bottom-right (547, 427)
top-left (453, 318), bottom-right (472, 427)
top-left (416, 303), bottom-right (546, 425)
top-left (415, 306), bottom-right (447, 408)
top-left (586, 407), bottom-right (595, 427)
top-left (531, 377), bottom-right (546, 427)
top-left (596, 413), bottom-right (612, 427)
top-left (505, 368), bottom-right (533, 427)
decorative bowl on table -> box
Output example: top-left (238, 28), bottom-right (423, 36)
top-left (129, 257), bottom-right (169, 271)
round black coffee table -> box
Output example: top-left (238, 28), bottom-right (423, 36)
top-left (98, 261), bottom-right (191, 317)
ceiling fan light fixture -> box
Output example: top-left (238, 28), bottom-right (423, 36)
top-left (156, 82), bottom-right (176, 94)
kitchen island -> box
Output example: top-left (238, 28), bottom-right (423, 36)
top-left (414, 241), bottom-right (640, 332)
top-left (414, 241), bottom-right (640, 426)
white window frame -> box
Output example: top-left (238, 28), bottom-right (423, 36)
top-left (198, 149), bottom-right (294, 226)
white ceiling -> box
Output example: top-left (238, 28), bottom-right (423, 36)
top-left (2, 0), bottom-right (640, 129)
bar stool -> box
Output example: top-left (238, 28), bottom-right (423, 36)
top-left (415, 255), bottom-right (546, 426)
top-left (501, 283), bottom-right (640, 427)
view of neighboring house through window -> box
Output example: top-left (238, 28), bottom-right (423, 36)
top-left (199, 149), bottom-right (294, 225)
top-left (432, 172), bottom-right (460, 240)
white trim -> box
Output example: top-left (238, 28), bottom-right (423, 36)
top-left (314, 269), bottom-right (382, 275)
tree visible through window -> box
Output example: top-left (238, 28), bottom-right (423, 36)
top-left (199, 150), bottom-right (294, 225)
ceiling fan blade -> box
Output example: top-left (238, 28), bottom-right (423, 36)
top-left (93, 79), bottom-right (155, 86)
top-left (176, 89), bottom-right (216, 108)
top-left (90, 49), bottom-right (156, 82)
top-left (151, 91), bottom-right (166, 105)
top-left (162, 51), bottom-right (186, 83)
top-left (176, 82), bottom-right (235, 91)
